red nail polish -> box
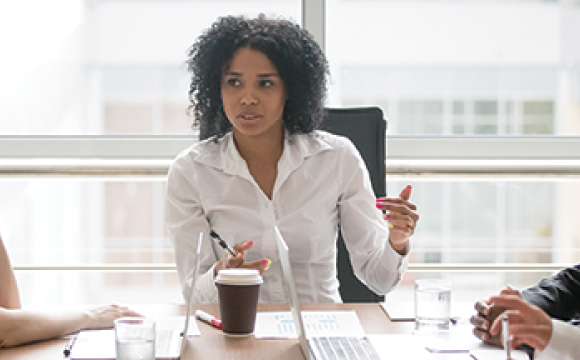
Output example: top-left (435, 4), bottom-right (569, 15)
top-left (385, 214), bottom-right (390, 220)
top-left (406, 185), bottom-right (412, 189)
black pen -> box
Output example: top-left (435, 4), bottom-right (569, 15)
top-left (210, 230), bottom-right (236, 256)
top-left (63, 333), bottom-right (78, 357)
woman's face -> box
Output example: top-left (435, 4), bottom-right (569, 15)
top-left (221, 47), bottom-right (286, 141)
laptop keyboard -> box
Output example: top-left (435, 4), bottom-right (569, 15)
top-left (309, 336), bottom-right (381, 360)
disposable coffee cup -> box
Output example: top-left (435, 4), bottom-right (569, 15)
top-left (215, 269), bottom-right (263, 337)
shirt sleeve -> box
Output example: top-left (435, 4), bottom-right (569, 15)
top-left (337, 139), bottom-right (409, 295)
top-left (165, 154), bottom-right (220, 303)
top-left (534, 319), bottom-right (580, 360)
top-left (521, 264), bottom-right (580, 321)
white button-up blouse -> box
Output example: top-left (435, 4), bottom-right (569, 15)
top-left (165, 130), bottom-right (408, 303)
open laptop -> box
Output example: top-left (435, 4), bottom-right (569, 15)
top-left (273, 227), bottom-right (381, 360)
top-left (71, 232), bottom-right (203, 360)
top-left (158, 230), bottom-right (203, 358)
top-left (273, 227), bottom-right (438, 360)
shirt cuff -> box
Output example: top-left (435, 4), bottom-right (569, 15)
top-left (193, 263), bottom-right (219, 303)
top-left (385, 240), bottom-right (410, 281)
top-left (534, 319), bottom-right (578, 360)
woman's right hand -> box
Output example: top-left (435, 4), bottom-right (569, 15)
top-left (213, 240), bottom-right (270, 276)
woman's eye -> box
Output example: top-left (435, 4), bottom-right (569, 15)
top-left (260, 80), bottom-right (273, 88)
top-left (226, 78), bottom-right (240, 87)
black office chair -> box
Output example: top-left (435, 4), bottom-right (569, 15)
top-left (320, 107), bottom-right (387, 302)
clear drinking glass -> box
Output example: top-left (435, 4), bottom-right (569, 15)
top-left (414, 279), bottom-right (452, 331)
top-left (114, 317), bottom-right (156, 360)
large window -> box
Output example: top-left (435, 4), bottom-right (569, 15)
top-left (325, 0), bottom-right (580, 300)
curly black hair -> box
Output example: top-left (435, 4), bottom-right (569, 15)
top-left (186, 14), bottom-right (329, 140)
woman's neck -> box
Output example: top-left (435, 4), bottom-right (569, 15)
top-left (232, 129), bottom-right (284, 166)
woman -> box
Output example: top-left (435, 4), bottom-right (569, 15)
top-left (165, 15), bottom-right (419, 303)
top-left (0, 234), bottom-right (140, 348)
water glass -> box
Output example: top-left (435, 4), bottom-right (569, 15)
top-left (414, 279), bottom-right (451, 331)
top-left (114, 317), bottom-right (156, 360)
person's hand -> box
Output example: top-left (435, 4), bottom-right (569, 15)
top-left (470, 286), bottom-right (520, 346)
top-left (214, 240), bottom-right (270, 276)
top-left (375, 185), bottom-right (419, 253)
top-left (488, 295), bottom-right (553, 352)
top-left (83, 304), bottom-right (142, 329)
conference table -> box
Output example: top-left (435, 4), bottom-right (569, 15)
top-left (0, 303), bottom-right (419, 360)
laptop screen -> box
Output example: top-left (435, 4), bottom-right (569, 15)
top-left (273, 227), bottom-right (312, 360)
top-left (179, 231), bottom-right (203, 357)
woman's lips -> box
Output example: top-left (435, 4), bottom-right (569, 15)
top-left (238, 114), bottom-right (262, 121)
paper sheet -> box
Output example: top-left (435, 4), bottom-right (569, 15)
top-left (413, 325), bottom-right (529, 359)
top-left (381, 301), bottom-right (476, 324)
top-left (367, 334), bottom-right (468, 360)
top-left (70, 316), bottom-right (199, 360)
top-left (254, 310), bottom-right (365, 339)
top-left (380, 301), bottom-right (415, 321)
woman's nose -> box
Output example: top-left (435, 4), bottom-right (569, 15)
top-left (240, 92), bottom-right (258, 105)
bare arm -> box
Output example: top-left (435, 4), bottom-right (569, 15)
top-left (0, 235), bottom-right (21, 309)
top-left (0, 234), bottom-right (141, 347)
top-left (0, 304), bottom-right (141, 348)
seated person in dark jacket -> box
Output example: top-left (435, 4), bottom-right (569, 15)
top-left (471, 264), bottom-right (580, 359)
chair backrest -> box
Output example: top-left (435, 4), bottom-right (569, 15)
top-left (320, 107), bottom-right (387, 302)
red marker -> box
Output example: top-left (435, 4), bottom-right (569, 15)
top-left (195, 310), bottom-right (222, 330)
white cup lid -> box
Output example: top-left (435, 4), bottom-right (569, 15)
top-left (215, 269), bottom-right (263, 285)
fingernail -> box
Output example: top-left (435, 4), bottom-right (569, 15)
top-left (388, 223), bottom-right (394, 229)
top-left (248, 241), bottom-right (253, 246)
top-left (263, 259), bottom-right (271, 271)
top-left (384, 214), bottom-right (390, 220)
top-left (375, 199), bottom-right (384, 207)
top-left (406, 185), bottom-right (412, 189)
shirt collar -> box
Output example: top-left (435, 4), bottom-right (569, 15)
top-left (190, 130), bottom-right (334, 178)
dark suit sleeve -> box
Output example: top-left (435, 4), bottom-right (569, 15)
top-left (521, 264), bottom-right (580, 322)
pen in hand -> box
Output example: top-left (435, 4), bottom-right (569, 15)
top-left (63, 333), bottom-right (78, 357)
top-left (210, 230), bottom-right (236, 257)
top-left (503, 316), bottom-right (512, 360)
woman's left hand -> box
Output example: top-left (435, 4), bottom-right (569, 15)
top-left (376, 185), bottom-right (419, 253)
